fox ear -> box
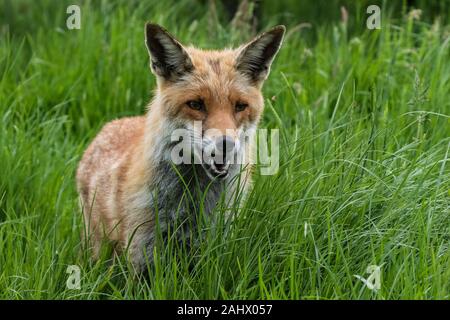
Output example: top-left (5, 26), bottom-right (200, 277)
top-left (145, 23), bottom-right (194, 81)
top-left (236, 25), bottom-right (285, 85)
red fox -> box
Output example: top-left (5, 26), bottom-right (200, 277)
top-left (76, 23), bottom-right (285, 271)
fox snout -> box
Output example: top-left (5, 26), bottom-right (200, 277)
top-left (202, 134), bottom-right (239, 179)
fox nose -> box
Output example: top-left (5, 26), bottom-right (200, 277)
top-left (213, 135), bottom-right (236, 165)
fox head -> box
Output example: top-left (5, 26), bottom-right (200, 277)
top-left (145, 23), bottom-right (285, 179)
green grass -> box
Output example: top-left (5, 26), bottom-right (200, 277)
top-left (0, 0), bottom-right (449, 299)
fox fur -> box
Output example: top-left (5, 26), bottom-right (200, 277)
top-left (76, 23), bottom-right (285, 271)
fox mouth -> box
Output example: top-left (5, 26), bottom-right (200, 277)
top-left (202, 160), bottom-right (230, 180)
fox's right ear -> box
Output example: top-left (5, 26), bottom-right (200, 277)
top-left (145, 23), bottom-right (194, 82)
top-left (236, 25), bottom-right (285, 86)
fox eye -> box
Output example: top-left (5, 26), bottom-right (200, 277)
top-left (186, 100), bottom-right (205, 111)
top-left (235, 102), bottom-right (248, 112)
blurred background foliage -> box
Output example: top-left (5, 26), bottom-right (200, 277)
top-left (2, 0), bottom-right (449, 38)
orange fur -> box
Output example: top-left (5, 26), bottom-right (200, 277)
top-left (76, 24), bottom-right (285, 271)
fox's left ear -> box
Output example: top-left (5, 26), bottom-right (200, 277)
top-left (236, 25), bottom-right (285, 85)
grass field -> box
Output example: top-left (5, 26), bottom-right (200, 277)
top-left (0, 0), bottom-right (449, 299)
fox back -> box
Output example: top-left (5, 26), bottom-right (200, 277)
top-left (76, 23), bottom-right (285, 271)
